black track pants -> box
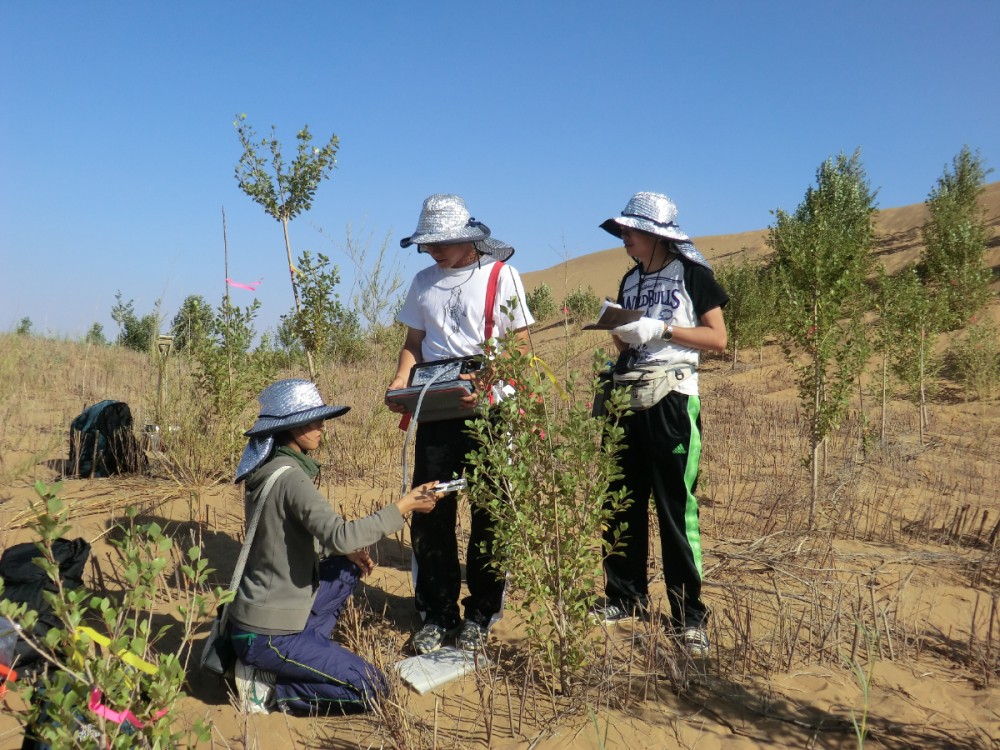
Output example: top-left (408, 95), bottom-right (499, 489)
top-left (602, 390), bottom-right (708, 629)
top-left (410, 417), bottom-right (504, 629)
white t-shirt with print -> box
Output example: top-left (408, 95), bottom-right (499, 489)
top-left (398, 258), bottom-right (534, 362)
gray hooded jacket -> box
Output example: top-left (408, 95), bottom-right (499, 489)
top-left (229, 454), bottom-right (404, 634)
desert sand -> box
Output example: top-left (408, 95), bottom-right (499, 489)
top-left (1, 185), bottom-right (998, 748)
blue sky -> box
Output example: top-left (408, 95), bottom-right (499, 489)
top-left (2, 1), bottom-right (997, 338)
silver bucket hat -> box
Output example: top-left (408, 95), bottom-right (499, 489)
top-left (236, 379), bottom-right (349, 482)
top-left (400, 193), bottom-right (515, 262)
top-left (601, 192), bottom-right (710, 269)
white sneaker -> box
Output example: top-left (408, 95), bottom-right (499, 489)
top-left (235, 658), bottom-right (276, 714)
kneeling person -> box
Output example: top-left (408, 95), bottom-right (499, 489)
top-left (230, 378), bottom-right (440, 714)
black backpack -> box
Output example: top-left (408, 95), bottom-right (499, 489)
top-left (0, 540), bottom-right (96, 750)
top-left (0, 538), bottom-right (91, 669)
top-left (68, 400), bottom-right (146, 478)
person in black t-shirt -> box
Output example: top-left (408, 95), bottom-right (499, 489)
top-left (592, 192), bottom-right (729, 659)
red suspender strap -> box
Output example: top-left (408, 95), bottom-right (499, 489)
top-left (484, 261), bottom-right (505, 340)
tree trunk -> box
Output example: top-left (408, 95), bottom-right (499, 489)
top-left (810, 296), bottom-right (821, 530)
top-left (810, 435), bottom-right (819, 530)
top-left (880, 351), bottom-right (887, 443)
top-left (918, 325), bottom-right (926, 444)
top-left (222, 206), bottom-right (233, 391)
top-left (283, 218), bottom-right (316, 380)
top-left (858, 375), bottom-right (867, 460)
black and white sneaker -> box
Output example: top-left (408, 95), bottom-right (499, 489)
top-left (412, 623), bottom-right (461, 655)
top-left (456, 620), bottom-right (488, 652)
top-left (589, 602), bottom-right (641, 624)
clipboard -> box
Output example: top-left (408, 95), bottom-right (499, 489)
top-left (384, 380), bottom-right (476, 422)
top-left (582, 301), bottom-right (643, 331)
top-left (385, 355), bottom-right (481, 423)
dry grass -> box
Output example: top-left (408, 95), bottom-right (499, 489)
top-left (1, 326), bottom-right (998, 748)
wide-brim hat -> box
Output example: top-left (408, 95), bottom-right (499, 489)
top-left (244, 379), bottom-right (349, 436)
top-left (400, 193), bottom-right (515, 262)
top-left (474, 236), bottom-right (515, 262)
top-left (600, 191), bottom-right (690, 242)
top-left (236, 379), bottom-right (349, 482)
top-left (601, 191), bottom-right (711, 269)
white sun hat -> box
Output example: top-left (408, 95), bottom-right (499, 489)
top-left (601, 191), bottom-right (710, 268)
top-left (236, 379), bottom-right (349, 482)
top-left (400, 194), bottom-right (514, 262)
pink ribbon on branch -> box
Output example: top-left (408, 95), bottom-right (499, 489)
top-left (88, 688), bottom-right (168, 729)
top-left (226, 278), bottom-right (262, 292)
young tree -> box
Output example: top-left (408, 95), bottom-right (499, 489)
top-left (110, 291), bottom-right (135, 345)
top-left (234, 114), bottom-right (340, 379)
top-left (15, 317), bottom-right (32, 336)
top-left (948, 318), bottom-right (1000, 402)
top-left (0, 484), bottom-right (221, 748)
top-left (715, 256), bottom-right (775, 368)
top-left (921, 146), bottom-right (994, 329)
top-left (121, 312), bottom-right (159, 353)
top-left (888, 267), bottom-right (945, 442)
top-left (280, 250), bottom-right (364, 366)
top-left (466, 342), bottom-right (630, 695)
top-left (170, 294), bottom-right (215, 352)
top-left (768, 151), bottom-right (877, 528)
top-left (871, 267), bottom-right (901, 443)
top-left (84, 322), bottom-right (107, 346)
top-left (186, 297), bottom-right (278, 479)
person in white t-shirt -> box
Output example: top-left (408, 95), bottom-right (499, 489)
top-left (385, 194), bottom-right (534, 654)
top-left (592, 192), bottom-right (728, 659)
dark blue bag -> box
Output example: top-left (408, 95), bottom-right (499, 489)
top-left (68, 401), bottom-right (145, 478)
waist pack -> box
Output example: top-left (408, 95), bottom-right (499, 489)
top-left (612, 364), bottom-right (695, 411)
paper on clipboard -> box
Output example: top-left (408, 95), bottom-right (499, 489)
top-left (393, 647), bottom-right (489, 694)
top-left (582, 300), bottom-right (643, 331)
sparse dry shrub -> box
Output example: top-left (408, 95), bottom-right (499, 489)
top-left (316, 336), bottom-right (414, 486)
top-left (704, 380), bottom-right (811, 537)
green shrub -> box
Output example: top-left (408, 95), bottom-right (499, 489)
top-left (282, 250), bottom-right (367, 365)
top-left (0, 482), bottom-right (224, 748)
top-left (179, 297), bottom-right (278, 482)
top-left (563, 285), bottom-right (601, 323)
top-left (716, 257), bottom-right (776, 365)
top-left (466, 343), bottom-right (630, 694)
top-left (947, 318), bottom-right (1000, 401)
top-left (526, 283), bottom-right (557, 322)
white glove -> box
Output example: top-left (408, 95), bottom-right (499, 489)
top-left (612, 316), bottom-right (665, 346)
